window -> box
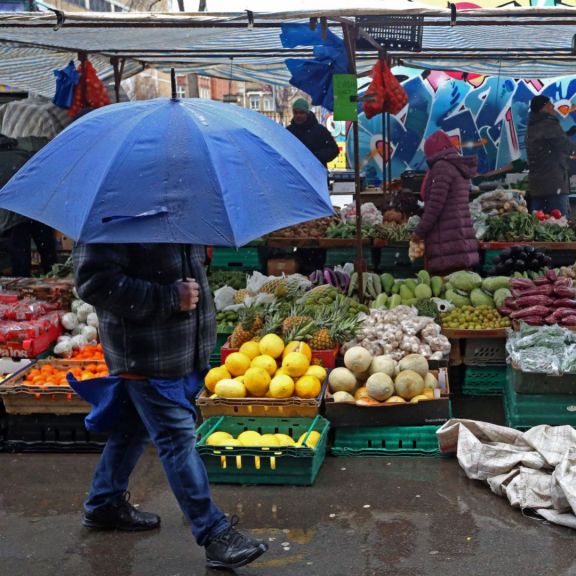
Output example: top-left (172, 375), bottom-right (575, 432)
top-left (199, 87), bottom-right (211, 100)
top-left (62, 0), bottom-right (87, 8)
top-left (263, 96), bottom-right (274, 112)
top-left (248, 95), bottom-right (260, 111)
top-left (90, 0), bottom-right (112, 11)
top-left (176, 84), bottom-right (187, 99)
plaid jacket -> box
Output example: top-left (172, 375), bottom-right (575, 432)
top-left (73, 243), bottom-right (216, 379)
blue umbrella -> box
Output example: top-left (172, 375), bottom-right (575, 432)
top-left (0, 97), bottom-right (333, 247)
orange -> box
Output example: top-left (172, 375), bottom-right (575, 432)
top-left (81, 371), bottom-right (95, 381)
top-left (28, 368), bottom-right (41, 379)
top-left (86, 363), bottom-right (99, 373)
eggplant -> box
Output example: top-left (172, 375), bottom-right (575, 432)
top-left (515, 259), bottom-right (526, 272)
top-left (511, 246), bottom-right (524, 256)
top-left (500, 248), bottom-right (513, 261)
top-left (504, 258), bottom-right (516, 272)
top-left (495, 263), bottom-right (507, 275)
top-left (324, 268), bottom-right (338, 287)
top-left (487, 267), bottom-right (498, 276)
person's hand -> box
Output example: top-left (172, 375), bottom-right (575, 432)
top-left (176, 278), bottom-right (200, 311)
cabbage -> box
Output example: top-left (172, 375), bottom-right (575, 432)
top-left (448, 271), bottom-right (482, 293)
top-left (494, 288), bottom-right (512, 309)
top-left (470, 288), bottom-right (495, 308)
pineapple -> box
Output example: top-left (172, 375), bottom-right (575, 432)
top-left (254, 306), bottom-right (285, 340)
top-left (260, 276), bottom-right (303, 299)
top-left (259, 278), bottom-right (286, 295)
top-left (308, 310), bottom-right (363, 350)
top-left (230, 307), bottom-right (263, 348)
top-left (234, 289), bottom-right (254, 305)
top-left (281, 303), bottom-right (313, 335)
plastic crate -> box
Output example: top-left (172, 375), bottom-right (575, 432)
top-left (211, 247), bottom-right (263, 272)
top-left (196, 415), bottom-right (329, 485)
top-left (504, 376), bottom-right (576, 429)
top-left (463, 338), bottom-right (507, 366)
top-left (509, 364), bottom-right (576, 395)
top-left (378, 246), bottom-right (422, 272)
top-left (481, 249), bottom-right (503, 273)
top-left (462, 366), bottom-right (506, 396)
top-left (331, 425), bottom-right (441, 457)
top-left (196, 379), bottom-right (327, 419)
top-left (325, 248), bottom-right (373, 268)
top-left (2, 414), bottom-right (106, 453)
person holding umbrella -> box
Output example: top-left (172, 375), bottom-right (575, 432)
top-left (0, 93), bottom-right (334, 570)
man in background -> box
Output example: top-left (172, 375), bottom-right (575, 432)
top-left (287, 98), bottom-right (339, 167)
top-left (525, 95), bottom-right (576, 216)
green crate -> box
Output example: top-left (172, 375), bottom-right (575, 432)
top-left (331, 425), bottom-right (441, 457)
top-left (325, 248), bottom-right (373, 268)
top-left (504, 377), bottom-right (576, 429)
top-left (211, 247), bottom-right (263, 271)
top-left (378, 246), bottom-right (423, 273)
top-left (196, 415), bottom-right (330, 485)
top-left (482, 249), bottom-right (503, 272)
top-left (508, 365), bottom-right (576, 395)
top-left (210, 333), bottom-right (231, 367)
top-left (462, 366), bottom-right (506, 396)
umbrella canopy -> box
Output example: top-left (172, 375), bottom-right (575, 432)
top-left (0, 98), bottom-right (333, 246)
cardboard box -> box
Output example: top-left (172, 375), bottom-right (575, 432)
top-left (267, 258), bottom-right (299, 276)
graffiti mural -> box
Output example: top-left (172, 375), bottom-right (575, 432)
top-left (347, 70), bottom-right (576, 183)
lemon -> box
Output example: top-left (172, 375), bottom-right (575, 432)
top-left (239, 341), bottom-right (261, 360)
top-left (205, 366), bottom-right (231, 393)
top-left (282, 352), bottom-right (310, 378)
top-left (295, 375), bottom-right (321, 399)
top-left (251, 355), bottom-right (277, 376)
top-left (220, 438), bottom-right (241, 447)
top-left (206, 431), bottom-right (233, 446)
top-left (385, 395), bottom-right (407, 404)
top-left (260, 434), bottom-right (280, 447)
top-left (274, 367), bottom-right (290, 377)
top-left (283, 341), bottom-right (312, 362)
top-left (214, 379), bottom-right (247, 398)
top-left (237, 430), bottom-right (263, 446)
top-left (410, 394), bottom-right (430, 404)
top-left (296, 430), bottom-right (321, 448)
top-left (269, 374), bottom-right (295, 399)
top-left (243, 367), bottom-right (271, 397)
top-left (274, 433), bottom-right (296, 447)
top-left (258, 334), bottom-right (285, 359)
top-left (305, 365), bottom-right (327, 382)
top-left (354, 386), bottom-right (369, 401)
top-left (224, 352), bottom-right (252, 377)
top-left (422, 388), bottom-right (435, 399)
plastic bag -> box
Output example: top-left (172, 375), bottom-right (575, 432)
top-left (362, 59), bottom-right (408, 119)
top-left (214, 286), bottom-right (237, 312)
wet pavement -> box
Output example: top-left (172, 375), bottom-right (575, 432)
top-left (1, 451), bottom-right (575, 576)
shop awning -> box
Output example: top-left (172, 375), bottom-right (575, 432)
top-left (0, 7), bottom-right (574, 96)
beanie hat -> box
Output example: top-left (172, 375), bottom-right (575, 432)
top-left (292, 98), bottom-right (310, 112)
top-left (530, 95), bottom-right (551, 114)
top-left (424, 130), bottom-right (456, 160)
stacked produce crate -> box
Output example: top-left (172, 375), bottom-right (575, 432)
top-left (504, 324), bottom-right (576, 429)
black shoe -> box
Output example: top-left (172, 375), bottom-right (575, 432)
top-left (205, 516), bottom-right (268, 570)
top-left (82, 491), bottom-right (161, 532)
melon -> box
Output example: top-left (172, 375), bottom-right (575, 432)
top-left (369, 355), bottom-right (397, 377)
top-left (424, 372), bottom-right (439, 389)
top-left (394, 370), bottom-right (425, 400)
top-left (385, 395), bottom-right (407, 404)
top-left (366, 373), bottom-right (395, 402)
top-left (333, 391), bottom-right (356, 403)
top-left (214, 379), bottom-right (247, 398)
top-left (344, 346), bottom-right (373, 374)
top-left (328, 367), bottom-right (357, 394)
top-left (398, 354), bottom-right (429, 378)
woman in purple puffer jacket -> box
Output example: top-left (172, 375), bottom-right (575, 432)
top-left (413, 131), bottom-right (479, 275)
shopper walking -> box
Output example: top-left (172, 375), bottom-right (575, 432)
top-left (412, 130), bottom-right (479, 275)
top-left (525, 95), bottom-right (576, 216)
top-left (0, 134), bottom-right (57, 276)
top-left (73, 242), bottom-right (268, 570)
top-left (287, 98), bottom-right (339, 167)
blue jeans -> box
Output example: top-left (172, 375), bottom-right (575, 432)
top-left (529, 195), bottom-right (570, 216)
top-left (84, 379), bottom-right (228, 546)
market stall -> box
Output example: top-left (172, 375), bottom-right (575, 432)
top-left (0, 7), bottom-right (574, 490)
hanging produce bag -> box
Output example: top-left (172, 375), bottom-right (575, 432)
top-left (362, 59), bottom-right (408, 119)
top-left (52, 61), bottom-right (79, 110)
top-left (68, 60), bottom-right (111, 119)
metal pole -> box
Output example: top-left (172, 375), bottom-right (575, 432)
top-left (343, 23), bottom-right (365, 302)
